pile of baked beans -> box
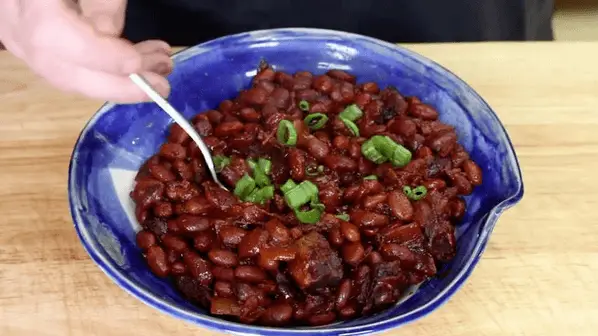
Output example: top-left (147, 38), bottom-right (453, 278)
top-left (131, 63), bottom-right (483, 326)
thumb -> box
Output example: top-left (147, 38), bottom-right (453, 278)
top-left (79, 0), bottom-right (128, 36)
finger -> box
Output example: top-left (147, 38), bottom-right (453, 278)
top-left (141, 52), bottom-right (173, 77)
top-left (30, 2), bottom-right (141, 75)
top-left (34, 54), bottom-right (170, 103)
top-left (79, 0), bottom-right (128, 36)
top-left (135, 40), bottom-right (172, 56)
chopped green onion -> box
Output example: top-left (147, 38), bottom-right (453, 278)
top-left (340, 117), bottom-right (359, 137)
top-left (390, 145), bottom-right (412, 168)
top-left (299, 100), bottom-right (310, 112)
top-left (259, 185), bottom-right (275, 201)
top-left (294, 207), bottom-right (323, 224)
top-left (246, 185), bottom-right (275, 204)
top-left (277, 120), bottom-right (297, 146)
top-left (363, 175), bottom-right (378, 180)
top-left (244, 188), bottom-right (261, 203)
top-left (253, 168), bottom-right (271, 187)
top-left (258, 158), bottom-right (272, 175)
top-left (409, 186), bottom-right (427, 201)
top-left (283, 181), bottom-right (319, 209)
top-left (281, 179), bottom-right (297, 194)
top-left (234, 174), bottom-right (256, 200)
top-left (306, 164), bottom-right (325, 177)
top-left (304, 113), bottom-right (329, 130)
top-left (336, 213), bottom-right (350, 221)
top-left (403, 186), bottom-right (412, 196)
top-left (247, 159), bottom-right (257, 170)
top-left (213, 155), bottom-right (231, 172)
top-left (340, 104), bottom-right (363, 121)
top-left (361, 139), bottom-right (387, 164)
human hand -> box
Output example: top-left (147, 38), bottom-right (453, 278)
top-left (0, 0), bottom-right (172, 103)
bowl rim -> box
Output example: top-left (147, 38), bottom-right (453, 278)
top-left (68, 27), bottom-right (524, 335)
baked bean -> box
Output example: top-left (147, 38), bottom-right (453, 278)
top-left (312, 75), bottom-right (334, 93)
top-left (379, 222), bottom-right (424, 245)
top-left (219, 226), bottom-right (247, 247)
top-left (409, 102), bottom-right (439, 120)
top-left (288, 148), bottom-right (306, 180)
top-left (241, 87), bottom-right (268, 106)
top-left (388, 190), bottom-right (414, 221)
top-left (260, 246), bottom-right (297, 262)
top-left (342, 242), bottom-right (365, 266)
top-left (212, 266), bottom-right (235, 282)
top-left (323, 155), bottom-right (356, 172)
top-left (210, 297), bottom-right (241, 316)
top-left (182, 196), bottom-right (212, 215)
top-left (463, 159), bottom-right (483, 186)
top-left (338, 301), bottom-right (358, 319)
top-left (362, 193), bottom-right (387, 210)
top-left (423, 178), bottom-right (447, 191)
top-left (362, 82), bottom-right (379, 94)
top-left (328, 229), bottom-right (344, 247)
top-left (136, 230), bottom-right (156, 250)
top-left (308, 311), bottom-right (337, 326)
top-left (305, 137), bottom-right (330, 160)
top-left (255, 80), bottom-right (275, 94)
top-left (335, 279), bottom-right (352, 309)
top-left (178, 215), bottom-right (211, 234)
top-left (449, 172), bottom-right (473, 195)
top-left (162, 233), bottom-right (188, 252)
top-left (235, 266), bottom-right (268, 283)
top-left (165, 180), bottom-right (199, 202)
top-left (380, 243), bottom-right (414, 262)
top-left (339, 221), bottom-right (360, 242)
top-left (427, 131), bottom-right (457, 157)
top-left (172, 159), bottom-right (193, 181)
top-left (193, 231), bottom-right (216, 253)
top-left (153, 201), bottom-right (173, 218)
top-left (366, 251), bottom-right (383, 265)
top-left (171, 261), bottom-right (187, 276)
top-left (159, 143), bottom-right (187, 161)
top-left (149, 163), bottom-right (175, 182)
top-left (214, 121), bottom-right (244, 137)
top-left (327, 69), bottom-right (355, 83)
top-left (146, 245), bottom-right (169, 277)
top-left (214, 281), bottom-right (234, 298)
top-left (238, 228), bottom-right (269, 258)
top-left (261, 302), bottom-right (294, 326)
top-left (205, 109), bottom-right (223, 124)
top-left (168, 123), bottom-right (189, 144)
top-left (350, 210), bottom-right (389, 227)
top-left (182, 250), bottom-right (213, 286)
top-left (208, 249), bottom-right (238, 268)
top-left (254, 67), bottom-right (275, 81)
top-left (450, 198), bottom-right (466, 219)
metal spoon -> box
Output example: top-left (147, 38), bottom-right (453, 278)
top-left (129, 73), bottom-right (229, 191)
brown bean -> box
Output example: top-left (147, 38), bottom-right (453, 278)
top-left (255, 67), bottom-right (275, 81)
top-left (205, 109), bottom-right (223, 124)
top-left (340, 221), bottom-right (360, 242)
top-left (348, 141), bottom-right (362, 159)
top-left (238, 228), bottom-right (269, 258)
top-left (362, 193), bottom-right (387, 210)
top-left (389, 118), bottom-right (417, 137)
top-left (153, 202), bottom-right (173, 218)
top-left (261, 302), bottom-right (294, 326)
top-left (148, 164), bottom-right (175, 182)
top-left (327, 69), bottom-right (356, 83)
top-left (255, 79), bottom-right (275, 93)
top-left (380, 243), bottom-right (414, 262)
top-left (182, 250), bottom-right (213, 286)
top-left (214, 281), bottom-right (234, 298)
top-left (146, 245), bottom-right (170, 277)
top-left (168, 123), bottom-right (189, 144)
top-left (450, 198), bottom-right (466, 219)
top-left (323, 155), bottom-right (357, 172)
top-left (164, 180), bottom-right (198, 202)
top-left (342, 242), bottom-right (365, 266)
top-left (178, 215), bottom-right (211, 234)
top-left (367, 251), bottom-right (383, 265)
top-left (308, 311), bottom-right (337, 326)
top-left (235, 266), bottom-right (268, 283)
top-left (159, 143), bottom-right (187, 161)
top-left (166, 249), bottom-right (179, 264)
top-left (450, 172), bottom-right (473, 195)
top-left (214, 121), bottom-right (244, 137)
top-left (312, 75), bottom-right (334, 93)
top-left (288, 148), bottom-right (306, 180)
top-left (239, 107), bottom-right (261, 122)
top-left (423, 178), bottom-right (447, 191)
top-left (362, 82), bottom-right (379, 94)
top-left (260, 246), bottom-right (297, 262)
top-left (193, 231), bottom-right (216, 253)
top-left (241, 87), bottom-right (268, 106)
top-left (328, 229), bottom-right (344, 247)
top-left (427, 131), bottom-right (457, 157)
top-left (182, 196), bottom-right (212, 215)
top-left (170, 261), bottom-right (187, 275)
top-left (193, 116), bottom-right (213, 136)
top-left (379, 222), bottom-right (424, 245)
top-left (136, 230), bottom-right (156, 250)
top-left (219, 226), bottom-right (247, 247)
top-left (161, 233), bottom-right (188, 252)
top-left (212, 266), bottom-right (235, 282)
top-left (409, 103), bottom-right (439, 120)
top-left (338, 301), bottom-right (358, 319)
top-left (305, 137), bottom-right (330, 160)
top-left (350, 210), bottom-right (389, 227)
top-left (208, 249), bottom-right (238, 268)
top-left (335, 279), bottom-right (352, 309)
top-left (388, 190), bottom-right (414, 221)
top-left (463, 159), bottom-right (483, 186)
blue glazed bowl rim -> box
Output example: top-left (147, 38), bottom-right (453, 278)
top-left (68, 28), bottom-right (524, 335)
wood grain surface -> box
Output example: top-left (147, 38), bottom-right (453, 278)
top-left (1, 42), bottom-right (597, 336)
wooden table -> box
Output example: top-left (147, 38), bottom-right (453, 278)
top-left (1, 42), bottom-right (597, 336)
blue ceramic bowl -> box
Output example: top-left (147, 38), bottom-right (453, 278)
top-left (68, 28), bottom-right (523, 335)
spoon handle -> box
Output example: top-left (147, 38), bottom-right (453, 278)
top-left (129, 74), bottom-right (228, 190)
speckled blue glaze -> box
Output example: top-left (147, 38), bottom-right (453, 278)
top-left (68, 28), bottom-right (523, 335)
